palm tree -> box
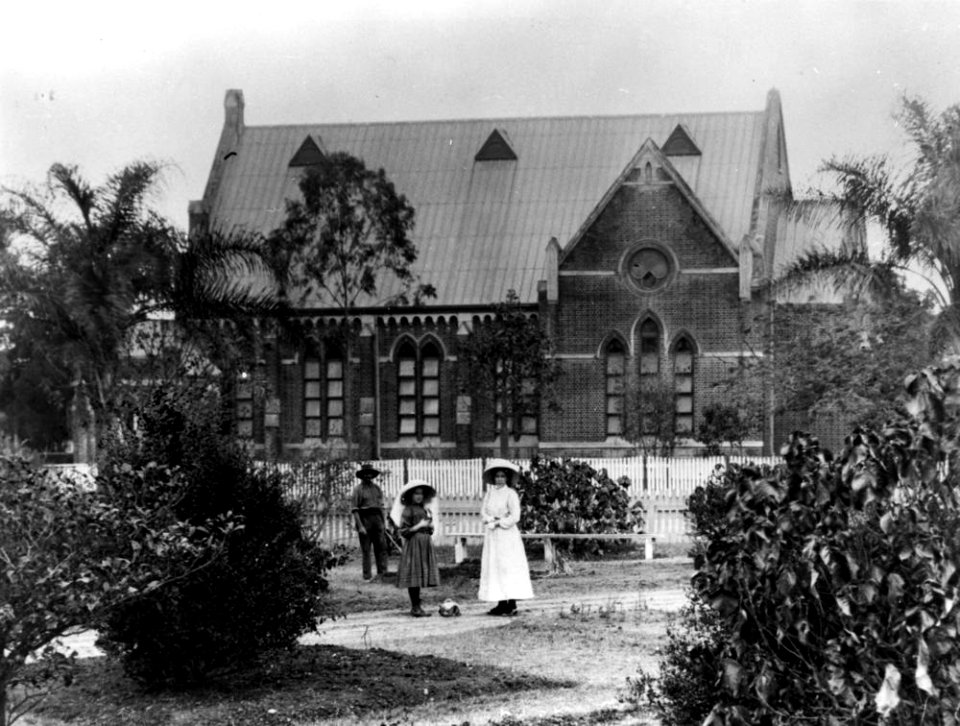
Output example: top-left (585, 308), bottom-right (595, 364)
top-left (778, 96), bottom-right (960, 353)
top-left (0, 162), bottom-right (279, 458)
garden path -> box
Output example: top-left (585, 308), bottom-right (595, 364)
top-left (54, 587), bottom-right (686, 658)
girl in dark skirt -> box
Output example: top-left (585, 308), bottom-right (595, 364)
top-left (389, 480), bottom-right (440, 617)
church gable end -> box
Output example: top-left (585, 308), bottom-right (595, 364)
top-left (561, 140), bottom-right (737, 272)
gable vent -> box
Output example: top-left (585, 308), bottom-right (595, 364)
top-left (289, 136), bottom-right (325, 167)
top-left (475, 129), bottom-right (517, 161)
top-left (661, 125), bottom-right (701, 156)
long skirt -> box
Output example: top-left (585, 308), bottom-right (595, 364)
top-left (478, 526), bottom-right (534, 601)
top-left (397, 532), bottom-right (439, 588)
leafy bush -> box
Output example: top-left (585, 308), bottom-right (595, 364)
top-left (0, 457), bottom-right (213, 726)
top-left (95, 390), bottom-right (341, 686)
top-left (688, 360), bottom-right (960, 724)
top-left (623, 592), bottom-right (726, 726)
top-left (696, 401), bottom-right (757, 456)
top-left (516, 456), bottom-right (644, 556)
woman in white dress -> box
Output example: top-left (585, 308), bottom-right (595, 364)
top-left (478, 458), bottom-right (534, 615)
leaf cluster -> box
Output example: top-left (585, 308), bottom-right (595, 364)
top-left (689, 358), bottom-right (960, 724)
top-left (0, 456), bottom-right (221, 725)
top-left (515, 457), bottom-right (644, 555)
top-left (762, 291), bottom-right (933, 431)
top-left (268, 152), bottom-right (435, 311)
top-left (94, 390), bottom-right (341, 687)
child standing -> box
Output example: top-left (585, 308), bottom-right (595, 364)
top-left (390, 480), bottom-right (440, 617)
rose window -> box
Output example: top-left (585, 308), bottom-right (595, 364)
top-left (627, 247), bottom-right (672, 291)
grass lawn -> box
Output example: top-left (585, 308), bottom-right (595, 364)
top-left (20, 547), bottom-right (692, 726)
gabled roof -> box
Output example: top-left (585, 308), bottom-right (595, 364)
top-left (563, 138), bottom-right (737, 263)
top-left (200, 93), bottom-right (772, 308)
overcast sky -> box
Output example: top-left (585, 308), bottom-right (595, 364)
top-left (3, 0), bottom-right (959, 231)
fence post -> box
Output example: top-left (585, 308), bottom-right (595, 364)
top-left (642, 455), bottom-right (648, 492)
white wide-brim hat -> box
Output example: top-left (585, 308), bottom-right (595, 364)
top-left (389, 479), bottom-right (439, 529)
top-left (397, 479), bottom-right (438, 504)
top-left (483, 458), bottom-right (520, 487)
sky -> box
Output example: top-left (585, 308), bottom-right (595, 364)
top-left (3, 0), bottom-right (960, 232)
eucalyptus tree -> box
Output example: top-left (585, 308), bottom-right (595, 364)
top-left (268, 152), bottom-right (434, 446)
top-left (460, 291), bottom-right (561, 457)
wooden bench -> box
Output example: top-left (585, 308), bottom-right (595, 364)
top-left (447, 531), bottom-right (657, 566)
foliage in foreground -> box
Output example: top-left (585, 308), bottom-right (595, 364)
top-left (686, 360), bottom-right (960, 724)
top-left (624, 592), bottom-right (726, 726)
top-left (94, 390), bottom-right (341, 687)
top-left (0, 457), bottom-right (220, 726)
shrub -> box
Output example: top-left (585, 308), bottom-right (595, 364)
top-left (623, 591), bottom-right (726, 726)
top-left (515, 456), bottom-right (644, 557)
top-left (95, 389), bottom-right (340, 686)
top-left (688, 360), bottom-right (960, 724)
top-left (0, 457), bottom-right (214, 726)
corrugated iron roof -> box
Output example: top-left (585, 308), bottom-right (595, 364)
top-left (206, 110), bottom-right (767, 308)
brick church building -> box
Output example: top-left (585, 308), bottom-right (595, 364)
top-left (189, 88), bottom-right (836, 461)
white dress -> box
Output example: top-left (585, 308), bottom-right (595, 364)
top-left (478, 485), bottom-right (534, 602)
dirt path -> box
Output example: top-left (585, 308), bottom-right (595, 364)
top-left (54, 588), bottom-right (685, 659)
top-left (304, 587), bottom-right (685, 650)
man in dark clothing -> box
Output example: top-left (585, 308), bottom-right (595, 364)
top-left (351, 463), bottom-right (389, 580)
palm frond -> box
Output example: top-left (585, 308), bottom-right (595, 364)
top-left (775, 247), bottom-right (898, 302)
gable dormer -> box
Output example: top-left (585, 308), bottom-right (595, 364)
top-left (475, 129), bottom-right (517, 161)
top-left (661, 124), bottom-right (701, 156)
top-left (289, 135), bottom-right (325, 167)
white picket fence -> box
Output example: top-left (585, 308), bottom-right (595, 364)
top-left (280, 455), bottom-right (783, 548)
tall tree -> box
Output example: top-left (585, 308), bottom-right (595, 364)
top-left (461, 291), bottom-right (561, 457)
top-left (268, 152), bottom-right (434, 448)
top-left (0, 162), bottom-right (276, 458)
top-left (779, 95), bottom-right (960, 353)
top-left (770, 290), bottom-right (933, 432)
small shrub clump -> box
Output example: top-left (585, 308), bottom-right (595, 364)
top-left (623, 592), bottom-right (726, 726)
top-left (95, 390), bottom-right (341, 686)
top-left (516, 456), bottom-right (645, 557)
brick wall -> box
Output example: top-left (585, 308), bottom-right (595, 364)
top-left (546, 178), bottom-right (767, 447)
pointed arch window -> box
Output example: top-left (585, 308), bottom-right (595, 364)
top-left (674, 337), bottom-right (695, 435)
top-left (639, 319), bottom-right (662, 434)
top-left (495, 370), bottom-right (539, 437)
top-left (397, 339), bottom-right (443, 438)
top-left (304, 344), bottom-right (343, 439)
top-left (421, 342), bottom-right (441, 436)
top-left (397, 341), bottom-right (418, 436)
top-left (605, 339), bottom-right (626, 436)
top-left (639, 319), bottom-right (660, 376)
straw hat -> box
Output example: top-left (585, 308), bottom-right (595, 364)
top-left (397, 479), bottom-right (438, 504)
top-left (482, 458), bottom-right (520, 487)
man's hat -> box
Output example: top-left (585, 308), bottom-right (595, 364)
top-left (356, 463), bottom-right (382, 479)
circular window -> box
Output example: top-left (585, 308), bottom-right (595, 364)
top-left (622, 244), bottom-right (675, 293)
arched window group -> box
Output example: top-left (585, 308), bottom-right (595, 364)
top-left (396, 338), bottom-right (442, 438)
top-left (603, 319), bottom-right (696, 438)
